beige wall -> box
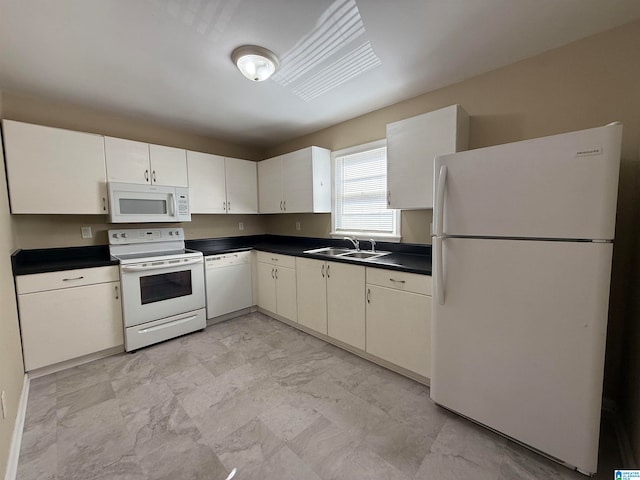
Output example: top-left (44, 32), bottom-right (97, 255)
top-left (265, 20), bottom-right (640, 462)
top-left (0, 97), bottom-right (26, 477)
top-left (262, 211), bottom-right (432, 245)
top-left (11, 214), bottom-right (267, 250)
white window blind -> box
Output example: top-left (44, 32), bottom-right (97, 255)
top-left (333, 144), bottom-right (398, 237)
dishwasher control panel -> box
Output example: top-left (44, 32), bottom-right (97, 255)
top-left (205, 251), bottom-right (251, 268)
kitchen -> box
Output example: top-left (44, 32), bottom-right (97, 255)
top-left (1, 1), bottom-right (640, 479)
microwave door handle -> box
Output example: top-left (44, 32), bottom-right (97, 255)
top-left (121, 258), bottom-right (203, 272)
top-left (168, 193), bottom-right (176, 217)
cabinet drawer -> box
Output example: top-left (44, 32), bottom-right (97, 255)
top-left (256, 251), bottom-right (296, 269)
top-left (366, 268), bottom-right (432, 295)
top-left (17, 266), bottom-right (120, 294)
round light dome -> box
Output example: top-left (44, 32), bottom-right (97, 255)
top-left (231, 45), bottom-right (279, 82)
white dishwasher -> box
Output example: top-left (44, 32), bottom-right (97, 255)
top-left (205, 251), bottom-right (253, 319)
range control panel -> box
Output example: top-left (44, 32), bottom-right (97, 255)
top-left (108, 228), bottom-right (184, 245)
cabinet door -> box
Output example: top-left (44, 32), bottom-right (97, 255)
top-left (282, 148), bottom-right (313, 213)
top-left (225, 157), bottom-right (258, 214)
top-left (296, 258), bottom-right (327, 334)
top-left (327, 262), bottom-right (365, 350)
top-left (3, 120), bottom-right (108, 214)
top-left (256, 262), bottom-right (277, 313)
top-left (105, 136), bottom-right (150, 184)
top-left (386, 105), bottom-right (466, 209)
top-left (276, 266), bottom-right (297, 322)
top-left (366, 284), bottom-right (431, 377)
top-left (150, 144), bottom-right (188, 187)
top-left (187, 151), bottom-right (227, 213)
top-left (258, 156), bottom-right (282, 213)
top-left (19, 282), bottom-right (124, 371)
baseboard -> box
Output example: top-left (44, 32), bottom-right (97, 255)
top-left (4, 374), bottom-right (29, 480)
top-left (602, 398), bottom-right (637, 469)
top-left (27, 345), bottom-right (124, 379)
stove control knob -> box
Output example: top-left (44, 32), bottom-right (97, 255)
top-left (112, 233), bottom-right (118, 238)
top-left (169, 231), bottom-right (173, 236)
top-left (175, 230), bottom-right (180, 236)
top-left (121, 233), bottom-right (127, 238)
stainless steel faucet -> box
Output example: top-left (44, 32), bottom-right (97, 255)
top-left (344, 236), bottom-right (360, 251)
top-left (369, 239), bottom-right (376, 252)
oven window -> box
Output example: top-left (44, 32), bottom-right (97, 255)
top-left (119, 198), bottom-right (167, 215)
top-left (140, 270), bottom-right (192, 304)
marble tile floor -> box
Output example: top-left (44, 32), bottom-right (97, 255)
top-left (17, 312), bottom-right (622, 480)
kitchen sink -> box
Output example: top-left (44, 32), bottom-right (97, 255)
top-left (340, 251), bottom-right (385, 259)
top-left (304, 247), bottom-right (390, 261)
top-left (304, 247), bottom-right (353, 256)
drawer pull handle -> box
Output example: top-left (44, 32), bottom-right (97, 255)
top-left (63, 276), bottom-right (84, 282)
top-left (389, 278), bottom-right (406, 283)
top-left (271, 268), bottom-right (275, 279)
top-left (271, 258), bottom-right (278, 262)
top-left (367, 288), bottom-right (371, 303)
top-left (321, 264), bottom-right (325, 277)
top-left (274, 268), bottom-right (278, 280)
top-left (326, 264), bottom-right (330, 278)
top-left (115, 285), bottom-right (119, 300)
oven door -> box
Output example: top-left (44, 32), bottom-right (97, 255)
top-left (120, 257), bottom-right (205, 327)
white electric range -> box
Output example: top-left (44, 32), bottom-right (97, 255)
top-left (109, 228), bottom-right (206, 351)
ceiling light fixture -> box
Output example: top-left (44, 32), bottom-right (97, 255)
top-left (231, 45), bottom-right (279, 82)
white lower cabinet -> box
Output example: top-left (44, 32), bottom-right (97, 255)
top-left (16, 266), bottom-right (124, 371)
top-left (365, 268), bottom-right (432, 378)
top-left (296, 258), bottom-right (365, 349)
top-left (296, 258), bottom-right (327, 334)
top-left (256, 252), bottom-right (297, 321)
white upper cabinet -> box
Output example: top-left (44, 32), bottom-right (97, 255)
top-left (225, 157), bottom-right (258, 214)
top-left (105, 137), bottom-right (188, 187)
top-left (257, 156), bottom-right (283, 214)
top-left (149, 144), bottom-right (188, 187)
top-left (258, 146), bottom-right (331, 214)
top-left (2, 120), bottom-right (108, 214)
top-left (187, 152), bottom-right (258, 214)
top-left (104, 137), bottom-right (150, 184)
top-left (187, 151), bottom-right (226, 213)
top-left (386, 104), bottom-right (469, 209)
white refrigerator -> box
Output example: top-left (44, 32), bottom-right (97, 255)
top-left (430, 123), bottom-right (623, 475)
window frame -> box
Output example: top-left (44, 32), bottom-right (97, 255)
top-left (330, 139), bottom-right (401, 243)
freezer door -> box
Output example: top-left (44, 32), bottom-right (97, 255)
top-left (434, 124), bottom-right (622, 240)
top-left (430, 237), bottom-right (612, 474)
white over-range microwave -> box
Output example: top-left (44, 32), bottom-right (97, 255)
top-left (107, 182), bottom-right (191, 223)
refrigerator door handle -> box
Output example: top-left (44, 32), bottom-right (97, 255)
top-left (434, 236), bottom-right (445, 305)
top-left (434, 165), bottom-right (447, 237)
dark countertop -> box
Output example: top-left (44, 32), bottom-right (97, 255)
top-left (11, 235), bottom-right (432, 276)
top-left (11, 245), bottom-right (118, 276)
top-left (187, 235), bottom-right (432, 275)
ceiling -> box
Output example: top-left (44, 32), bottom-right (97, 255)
top-left (1, 0), bottom-right (640, 149)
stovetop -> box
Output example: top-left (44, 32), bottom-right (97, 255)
top-left (108, 228), bottom-right (199, 264)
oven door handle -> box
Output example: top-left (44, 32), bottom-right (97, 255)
top-left (121, 258), bottom-right (203, 272)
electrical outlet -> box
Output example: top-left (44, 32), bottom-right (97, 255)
top-left (1, 390), bottom-right (6, 420)
top-left (295, 221), bottom-right (301, 231)
top-left (238, 222), bottom-right (244, 231)
top-left (81, 226), bottom-right (92, 239)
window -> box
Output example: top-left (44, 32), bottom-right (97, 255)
top-left (332, 140), bottom-right (400, 241)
